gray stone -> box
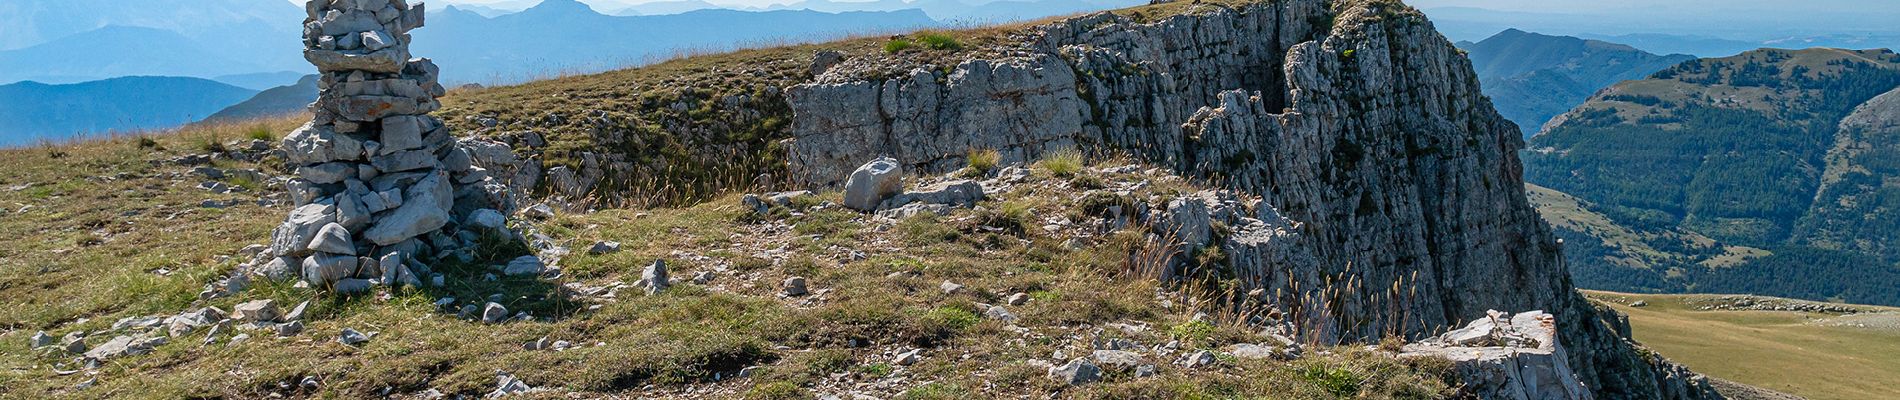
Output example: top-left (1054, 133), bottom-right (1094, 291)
top-left (502, 256), bottom-right (543, 276)
top-left (1091, 350), bottom-right (1144, 370)
top-left (1226, 343), bottom-right (1279, 360)
top-left (234, 300), bottom-right (281, 323)
top-left (380, 116), bottom-right (424, 154)
top-left (1007, 293), bottom-right (1030, 306)
top-left (841, 157), bottom-right (902, 211)
top-left (984, 305), bottom-right (1017, 323)
top-left (1401, 311), bottom-right (1593, 400)
top-left (30, 331), bottom-right (53, 348)
top-left (939, 280), bottom-right (964, 295)
top-left (640, 260), bottom-right (669, 295)
top-left (492, 371), bottom-right (533, 397)
top-left (84, 335), bottom-right (166, 360)
top-left (284, 301), bottom-right (311, 322)
top-left (269, 203), bottom-right (338, 257)
top-left (307, 223), bottom-right (356, 255)
top-left (277, 320), bottom-right (305, 337)
top-left (371, 149), bottom-right (435, 173)
top-left (482, 302), bottom-right (508, 324)
top-left (524, 204), bottom-right (555, 220)
top-left (782, 276), bottom-right (809, 297)
top-left (881, 180), bottom-right (985, 209)
top-left (894, 348), bottom-right (923, 366)
top-left (587, 241), bottom-right (621, 255)
top-left (298, 162), bottom-right (355, 184)
top-left (362, 171), bottom-right (451, 246)
top-left (334, 278), bottom-right (375, 294)
top-left (811, 50), bottom-right (845, 77)
top-left (302, 253), bottom-right (359, 286)
top-left (339, 328), bottom-right (371, 346)
top-left (468, 208), bottom-right (507, 231)
top-left (1180, 350), bottom-right (1216, 368)
top-left (1047, 358), bottom-right (1101, 386)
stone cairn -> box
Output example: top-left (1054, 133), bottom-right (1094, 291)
top-left (256, 0), bottom-right (517, 292)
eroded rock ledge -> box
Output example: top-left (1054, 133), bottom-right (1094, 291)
top-left (780, 1), bottom-right (1719, 399)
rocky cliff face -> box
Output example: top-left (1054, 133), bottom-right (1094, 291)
top-left (782, 1), bottom-right (1717, 398)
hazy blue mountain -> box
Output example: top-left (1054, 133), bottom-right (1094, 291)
top-left (1459, 29), bottom-right (1694, 136)
top-left (611, 0), bottom-right (724, 16)
top-left (419, 0), bottom-right (940, 84)
top-left (0, 26), bottom-right (275, 85)
top-left (210, 71), bottom-right (308, 91)
top-left (455, 4), bottom-right (531, 17)
top-left (0, 0), bottom-right (304, 74)
top-left (0, 77), bottom-right (257, 146)
top-left (1571, 33), bottom-right (1763, 59)
top-left (201, 75), bottom-right (319, 124)
top-left (1421, 4), bottom-right (1900, 66)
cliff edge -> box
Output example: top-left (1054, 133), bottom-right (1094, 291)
top-left (782, 1), bottom-right (1717, 398)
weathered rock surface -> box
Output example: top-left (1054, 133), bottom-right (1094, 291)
top-left (780, 2), bottom-right (1719, 398)
top-left (841, 157), bottom-right (902, 211)
top-left (1401, 311), bottom-right (1611, 400)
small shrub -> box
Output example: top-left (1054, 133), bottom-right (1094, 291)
top-left (1169, 320), bottom-right (1218, 347)
top-left (884, 38), bottom-right (916, 54)
top-left (135, 136), bottom-right (159, 149)
top-left (1298, 365), bottom-right (1362, 397)
top-left (1039, 149), bottom-right (1084, 177)
top-left (920, 305), bottom-right (980, 332)
top-left (916, 32), bottom-right (963, 51)
top-left (966, 149), bottom-right (1001, 174)
top-left (1378, 335), bottom-right (1406, 353)
top-left (857, 363), bottom-right (893, 378)
top-left (246, 125), bottom-right (274, 141)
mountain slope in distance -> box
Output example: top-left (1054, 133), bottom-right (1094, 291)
top-left (1459, 29), bottom-right (1695, 137)
top-left (200, 75), bottom-right (318, 124)
top-left (1525, 48), bottom-right (1900, 305)
top-left (0, 76), bottom-right (256, 146)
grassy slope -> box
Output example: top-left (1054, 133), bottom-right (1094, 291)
top-left (0, 120), bottom-right (1457, 399)
top-left (1586, 291), bottom-right (1900, 400)
top-left (431, 0), bottom-right (1264, 207)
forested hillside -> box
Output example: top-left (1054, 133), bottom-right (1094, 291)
top-left (1458, 29), bottom-right (1694, 136)
top-left (1526, 48), bottom-right (1900, 306)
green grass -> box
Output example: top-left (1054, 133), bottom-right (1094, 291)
top-left (1036, 149), bottom-right (1084, 178)
top-left (0, 113), bottom-right (1466, 398)
top-left (915, 33), bottom-right (963, 51)
top-left (883, 38), bottom-right (916, 54)
top-left (1587, 291), bottom-right (1900, 400)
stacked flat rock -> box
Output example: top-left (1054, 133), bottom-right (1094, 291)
top-left (261, 0), bottom-right (515, 290)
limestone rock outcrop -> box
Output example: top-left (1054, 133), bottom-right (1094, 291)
top-left (262, 0), bottom-right (516, 291)
top-left (1401, 311), bottom-right (1597, 400)
top-left (781, 1), bottom-right (1720, 398)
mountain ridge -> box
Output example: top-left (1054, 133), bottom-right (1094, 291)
top-left (1459, 29), bottom-right (1695, 136)
top-left (0, 76), bottom-right (256, 146)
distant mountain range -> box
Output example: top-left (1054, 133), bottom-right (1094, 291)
top-left (0, 77), bottom-right (257, 146)
top-left (1421, 5), bottom-right (1900, 57)
top-left (1459, 29), bottom-right (1695, 136)
top-left (1524, 48), bottom-right (1900, 306)
top-left (200, 75), bottom-right (319, 124)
